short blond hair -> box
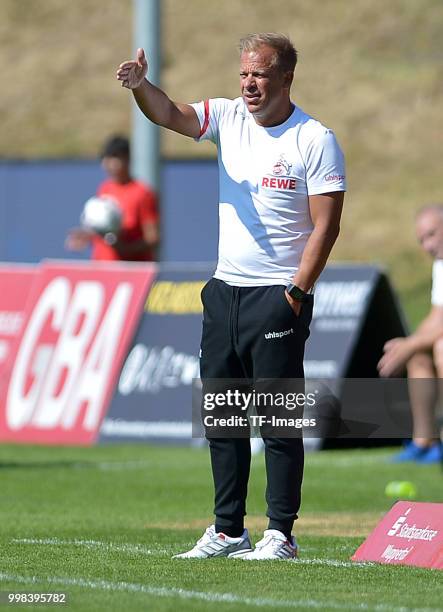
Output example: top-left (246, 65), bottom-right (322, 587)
top-left (239, 33), bottom-right (298, 73)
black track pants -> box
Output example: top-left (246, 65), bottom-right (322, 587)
top-left (200, 278), bottom-right (313, 535)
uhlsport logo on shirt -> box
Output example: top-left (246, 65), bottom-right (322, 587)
top-left (262, 154), bottom-right (296, 191)
top-left (325, 173), bottom-right (345, 182)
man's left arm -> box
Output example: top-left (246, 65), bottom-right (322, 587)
top-left (286, 191), bottom-right (344, 312)
top-left (110, 220), bottom-right (159, 259)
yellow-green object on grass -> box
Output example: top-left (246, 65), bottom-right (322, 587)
top-left (385, 481), bottom-right (417, 499)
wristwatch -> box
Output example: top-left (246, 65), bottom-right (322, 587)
top-left (103, 232), bottom-right (118, 246)
top-left (286, 283), bottom-right (309, 302)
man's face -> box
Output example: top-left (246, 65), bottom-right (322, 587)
top-left (416, 210), bottom-right (443, 259)
top-left (240, 45), bottom-right (292, 125)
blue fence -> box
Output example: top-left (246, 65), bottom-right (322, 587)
top-left (0, 159), bottom-right (219, 263)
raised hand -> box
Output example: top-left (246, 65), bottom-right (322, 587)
top-left (117, 48), bottom-right (148, 89)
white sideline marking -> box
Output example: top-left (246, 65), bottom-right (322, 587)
top-left (13, 538), bottom-right (362, 567)
top-left (12, 538), bottom-right (171, 556)
top-left (302, 544), bottom-right (356, 553)
top-left (296, 558), bottom-right (374, 568)
top-left (0, 572), bottom-right (436, 611)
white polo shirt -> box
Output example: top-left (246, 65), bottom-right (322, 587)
top-left (191, 97), bottom-right (346, 286)
top-left (431, 260), bottom-right (443, 306)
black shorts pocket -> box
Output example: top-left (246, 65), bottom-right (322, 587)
top-left (279, 285), bottom-right (302, 319)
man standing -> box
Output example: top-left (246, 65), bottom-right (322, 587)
top-left (378, 205), bottom-right (443, 463)
top-left (118, 33), bottom-right (345, 559)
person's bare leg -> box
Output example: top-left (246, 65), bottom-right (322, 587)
top-left (407, 352), bottom-right (438, 445)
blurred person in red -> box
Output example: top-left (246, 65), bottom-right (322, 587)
top-left (378, 204), bottom-right (443, 463)
top-left (66, 135), bottom-right (159, 261)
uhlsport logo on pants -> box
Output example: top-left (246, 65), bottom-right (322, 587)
top-left (264, 328), bottom-right (294, 340)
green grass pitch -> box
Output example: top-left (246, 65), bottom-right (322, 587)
top-left (0, 443), bottom-right (442, 611)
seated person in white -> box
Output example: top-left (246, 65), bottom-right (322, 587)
top-left (378, 204), bottom-right (443, 463)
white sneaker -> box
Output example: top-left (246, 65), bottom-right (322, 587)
top-left (230, 529), bottom-right (298, 560)
top-left (173, 525), bottom-right (253, 559)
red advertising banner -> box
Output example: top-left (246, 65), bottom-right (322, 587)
top-left (0, 261), bottom-right (156, 445)
top-left (0, 265), bottom-right (36, 377)
top-left (352, 501), bottom-right (443, 570)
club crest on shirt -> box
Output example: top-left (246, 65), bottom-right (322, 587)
top-left (272, 155), bottom-right (292, 176)
top-left (261, 154), bottom-right (296, 191)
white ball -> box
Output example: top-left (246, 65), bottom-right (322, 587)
top-left (80, 196), bottom-right (122, 236)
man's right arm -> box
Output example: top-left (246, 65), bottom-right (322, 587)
top-left (117, 48), bottom-right (201, 139)
top-left (410, 305), bottom-right (443, 348)
top-left (378, 306), bottom-right (443, 377)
